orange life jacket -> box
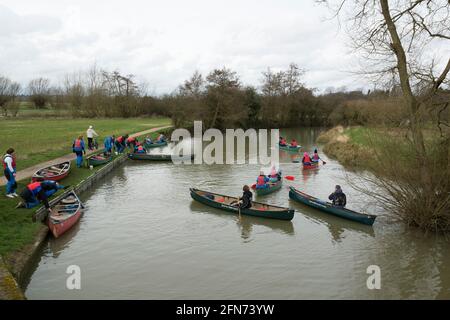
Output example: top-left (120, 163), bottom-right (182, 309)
top-left (137, 145), bottom-right (144, 152)
top-left (281, 139), bottom-right (287, 145)
top-left (117, 136), bottom-right (124, 143)
top-left (291, 140), bottom-right (297, 147)
top-left (127, 137), bottom-right (135, 143)
top-left (257, 175), bottom-right (267, 186)
top-left (27, 182), bottom-right (42, 195)
top-left (74, 139), bottom-right (82, 148)
top-left (303, 154), bottom-right (312, 163)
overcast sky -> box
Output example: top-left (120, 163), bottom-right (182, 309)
top-left (0, 0), bottom-right (366, 94)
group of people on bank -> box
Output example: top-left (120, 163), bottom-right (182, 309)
top-left (2, 126), bottom-right (167, 210)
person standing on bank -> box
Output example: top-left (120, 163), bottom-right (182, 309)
top-left (86, 125), bottom-right (99, 150)
top-left (72, 135), bottom-right (86, 168)
top-left (3, 148), bottom-right (18, 198)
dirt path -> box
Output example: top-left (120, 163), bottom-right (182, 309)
top-left (1, 125), bottom-right (172, 186)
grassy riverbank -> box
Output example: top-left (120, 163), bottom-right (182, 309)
top-left (0, 117), bottom-right (171, 172)
top-left (0, 129), bottom-right (166, 258)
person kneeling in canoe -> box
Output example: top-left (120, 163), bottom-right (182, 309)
top-left (144, 136), bottom-right (153, 145)
top-left (328, 185), bottom-right (347, 207)
top-left (269, 165), bottom-right (281, 182)
top-left (157, 133), bottom-right (166, 143)
top-left (256, 171), bottom-right (270, 189)
top-left (135, 143), bottom-right (146, 154)
top-left (279, 136), bottom-right (287, 146)
top-left (231, 185), bottom-right (253, 209)
top-left (312, 149), bottom-right (320, 163)
top-left (16, 180), bottom-right (65, 210)
top-left (302, 152), bottom-right (312, 165)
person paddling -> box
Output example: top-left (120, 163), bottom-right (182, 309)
top-left (328, 185), bottom-right (347, 207)
top-left (3, 148), bottom-right (18, 198)
top-left (290, 139), bottom-right (298, 148)
top-left (256, 170), bottom-right (270, 189)
top-left (279, 136), bottom-right (287, 146)
top-left (302, 152), bottom-right (312, 165)
top-left (231, 185), bottom-right (253, 209)
top-left (312, 149), bottom-right (320, 162)
top-left (16, 180), bottom-right (65, 210)
top-left (72, 135), bottom-right (86, 168)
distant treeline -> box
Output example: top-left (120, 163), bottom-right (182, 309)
top-left (1, 64), bottom-right (424, 128)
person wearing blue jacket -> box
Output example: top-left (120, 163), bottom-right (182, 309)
top-left (16, 180), bottom-right (65, 209)
top-left (72, 135), bottom-right (86, 168)
top-left (104, 135), bottom-right (114, 155)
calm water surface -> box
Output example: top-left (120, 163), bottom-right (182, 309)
top-left (25, 128), bottom-right (450, 299)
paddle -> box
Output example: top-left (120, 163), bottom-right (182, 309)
top-left (285, 176), bottom-right (295, 181)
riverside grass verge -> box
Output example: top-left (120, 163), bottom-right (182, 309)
top-left (0, 129), bottom-right (167, 259)
top-left (0, 117), bottom-right (171, 173)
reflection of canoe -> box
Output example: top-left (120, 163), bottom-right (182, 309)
top-left (189, 201), bottom-right (295, 236)
top-left (48, 192), bottom-right (84, 238)
top-left (128, 153), bottom-right (194, 161)
top-left (289, 187), bottom-right (376, 225)
top-left (302, 161), bottom-right (319, 170)
top-left (190, 188), bottom-right (295, 221)
top-left (87, 154), bottom-right (112, 167)
top-left (278, 144), bottom-right (301, 152)
top-left (32, 161), bottom-right (71, 182)
top-left (144, 141), bottom-right (168, 148)
top-left (251, 180), bottom-right (283, 196)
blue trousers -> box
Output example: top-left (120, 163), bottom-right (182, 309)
top-left (115, 142), bottom-right (124, 153)
top-left (4, 168), bottom-right (16, 194)
top-left (75, 151), bottom-right (83, 167)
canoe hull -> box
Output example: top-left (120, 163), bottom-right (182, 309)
top-left (302, 162), bottom-right (319, 170)
top-left (31, 161), bottom-right (71, 182)
top-left (48, 209), bottom-right (82, 238)
top-left (190, 188), bottom-right (294, 221)
top-left (128, 153), bottom-right (194, 161)
top-left (87, 155), bottom-right (112, 167)
top-left (279, 145), bottom-right (301, 152)
top-left (255, 180), bottom-right (283, 196)
top-left (289, 187), bottom-right (376, 225)
top-left (144, 141), bottom-right (168, 149)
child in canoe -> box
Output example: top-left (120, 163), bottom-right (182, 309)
top-left (290, 139), bottom-right (298, 148)
top-left (279, 137), bottom-right (287, 146)
top-left (302, 152), bottom-right (312, 165)
top-left (256, 171), bottom-right (270, 189)
top-left (134, 143), bottom-right (146, 154)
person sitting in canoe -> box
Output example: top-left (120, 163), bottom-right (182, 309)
top-left (157, 134), bottom-right (166, 143)
top-left (145, 136), bottom-right (153, 145)
top-left (72, 135), bottom-right (86, 168)
top-left (135, 143), bottom-right (146, 154)
top-left (269, 165), bottom-right (281, 182)
top-left (328, 185), bottom-right (347, 207)
top-left (16, 180), bottom-right (65, 210)
top-left (302, 152), bottom-right (312, 165)
top-left (231, 185), bottom-right (253, 209)
top-left (279, 136), bottom-right (287, 146)
top-left (290, 139), bottom-right (298, 148)
top-left (312, 149), bottom-right (320, 162)
top-left (256, 171), bottom-right (270, 189)
top-left (104, 135), bottom-right (114, 155)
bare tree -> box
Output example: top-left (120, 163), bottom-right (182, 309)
top-left (0, 76), bottom-right (21, 116)
top-left (28, 77), bottom-right (50, 108)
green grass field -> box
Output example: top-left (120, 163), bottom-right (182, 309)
top-left (0, 129), bottom-right (167, 257)
top-left (0, 117), bottom-right (171, 172)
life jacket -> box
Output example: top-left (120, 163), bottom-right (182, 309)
top-left (74, 139), bottom-right (82, 148)
top-left (2, 154), bottom-right (16, 170)
top-left (257, 175), bottom-right (267, 186)
top-left (303, 154), bottom-right (312, 163)
top-left (313, 153), bottom-right (319, 160)
top-left (27, 181), bottom-right (42, 196)
top-left (116, 136), bottom-right (124, 143)
top-left (291, 140), bottom-right (297, 147)
top-left (137, 145), bottom-right (144, 152)
top-left (280, 139), bottom-right (287, 145)
top-left (127, 137), bottom-right (136, 143)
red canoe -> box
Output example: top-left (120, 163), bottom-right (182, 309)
top-left (302, 161), bottom-right (319, 170)
top-left (32, 161), bottom-right (71, 182)
top-left (48, 192), bottom-right (84, 238)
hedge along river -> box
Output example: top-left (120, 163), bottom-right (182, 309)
top-left (25, 127), bottom-right (450, 299)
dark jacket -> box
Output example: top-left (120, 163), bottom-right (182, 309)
top-left (328, 191), bottom-right (346, 207)
top-left (240, 190), bottom-right (253, 209)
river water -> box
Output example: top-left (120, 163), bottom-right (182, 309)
top-left (25, 128), bottom-right (450, 299)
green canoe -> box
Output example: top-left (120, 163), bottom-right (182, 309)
top-left (278, 144), bottom-right (301, 152)
top-left (86, 154), bottom-right (113, 167)
top-left (144, 141), bottom-right (168, 149)
top-left (128, 153), bottom-right (194, 161)
top-left (190, 188), bottom-right (294, 221)
top-left (252, 180), bottom-right (283, 196)
top-left (288, 187), bottom-right (376, 225)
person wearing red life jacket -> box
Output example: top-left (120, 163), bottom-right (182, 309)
top-left (302, 152), bottom-right (312, 165)
top-left (72, 136), bottom-right (86, 168)
top-left (126, 136), bottom-right (138, 149)
top-left (256, 171), bottom-right (270, 189)
top-left (115, 134), bottom-right (128, 154)
top-left (3, 148), bottom-right (18, 198)
top-left (16, 180), bottom-right (65, 210)
top-left (290, 139), bottom-right (298, 148)
top-left (135, 143), bottom-right (146, 154)
top-left (279, 137), bottom-right (287, 147)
